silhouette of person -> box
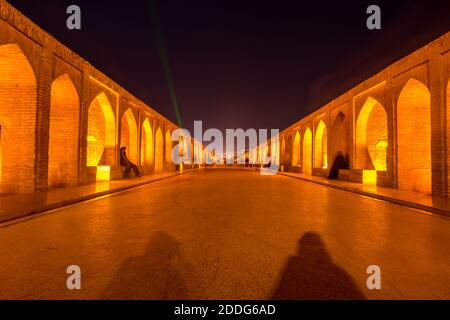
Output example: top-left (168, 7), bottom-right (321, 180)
top-left (102, 231), bottom-right (189, 299)
top-left (271, 232), bottom-right (366, 300)
top-left (328, 151), bottom-right (349, 180)
top-left (120, 146), bottom-right (142, 178)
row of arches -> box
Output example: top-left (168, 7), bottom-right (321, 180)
top-left (283, 78), bottom-right (433, 194)
top-left (86, 93), bottom-right (171, 176)
top-left (0, 43), bottom-right (173, 193)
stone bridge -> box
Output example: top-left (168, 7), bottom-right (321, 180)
top-left (0, 0), bottom-right (206, 194)
top-left (269, 31), bottom-right (450, 197)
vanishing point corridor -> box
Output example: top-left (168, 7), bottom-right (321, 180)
top-left (1, 169), bottom-right (450, 300)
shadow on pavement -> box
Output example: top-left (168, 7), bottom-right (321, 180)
top-left (102, 231), bottom-right (189, 299)
top-left (271, 231), bottom-right (366, 300)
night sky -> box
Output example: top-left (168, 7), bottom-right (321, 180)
top-left (7, 0), bottom-right (450, 134)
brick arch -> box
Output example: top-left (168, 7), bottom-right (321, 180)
top-left (292, 131), bottom-right (301, 166)
top-left (48, 74), bottom-right (80, 188)
top-left (302, 127), bottom-right (312, 175)
top-left (87, 92), bottom-right (116, 166)
top-left (314, 120), bottom-right (328, 169)
top-left (280, 137), bottom-right (286, 165)
top-left (355, 97), bottom-right (387, 170)
top-left (397, 78), bottom-right (431, 194)
top-left (154, 127), bottom-right (164, 172)
top-left (120, 108), bottom-right (138, 163)
top-left (141, 118), bottom-right (153, 165)
top-left (165, 129), bottom-right (173, 164)
top-left (331, 111), bottom-right (346, 160)
top-left (0, 44), bottom-right (37, 193)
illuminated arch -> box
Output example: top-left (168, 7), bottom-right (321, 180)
top-left (141, 118), bottom-right (153, 165)
top-left (154, 127), bottom-right (164, 172)
top-left (292, 131), bottom-right (300, 166)
top-left (331, 112), bottom-right (346, 159)
top-left (355, 97), bottom-right (387, 170)
top-left (120, 109), bottom-right (138, 163)
top-left (165, 129), bottom-right (172, 163)
top-left (48, 74), bottom-right (80, 188)
top-left (314, 120), bottom-right (328, 168)
top-left (280, 138), bottom-right (286, 166)
top-left (302, 128), bottom-right (312, 175)
top-left (0, 44), bottom-right (37, 193)
top-left (87, 92), bottom-right (116, 166)
top-left (397, 79), bottom-right (431, 193)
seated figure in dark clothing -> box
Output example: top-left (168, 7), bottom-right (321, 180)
top-left (120, 146), bottom-right (142, 178)
top-left (328, 151), bottom-right (349, 180)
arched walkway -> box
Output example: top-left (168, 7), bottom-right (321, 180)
top-left (154, 128), bottom-right (164, 172)
top-left (48, 74), bottom-right (80, 188)
top-left (165, 130), bottom-right (172, 164)
top-left (292, 131), bottom-right (300, 166)
top-left (397, 79), bottom-right (431, 193)
top-left (87, 93), bottom-right (116, 166)
top-left (280, 138), bottom-right (286, 166)
top-left (302, 128), bottom-right (312, 175)
top-left (141, 118), bottom-right (153, 165)
top-left (0, 44), bottom-right (37, 193)
top-left (120, 109), bottom-right (138, 163)
top-left (314, 120), bottom-right (328, 169)
top-left (355, 97), bottom-right (387, 171)
top-left (331, 112), bottom-right (346, 159)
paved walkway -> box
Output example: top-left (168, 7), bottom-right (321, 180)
top-left (0, 171), bottom-right (189, 224)
top-left (1, 169), bottom-right (449, 299)
top-left (279, 171), bottom-right (450, 217)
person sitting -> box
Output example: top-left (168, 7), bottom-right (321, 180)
top-left (327, 151), bottom-right (349, 180)
top-left (120, 146), bottom-right (142, 178)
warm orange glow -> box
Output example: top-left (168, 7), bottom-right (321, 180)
top-left (314, 120), bottom-right (328, 169)
top-left (87, 93), bottom-right (116, 166)
top-left (302, 128), bottom-right (312, 175)
top-left (48, 74), bottom-right (80, 188)
top-left (96, 166), bottom-right (110, 181)
top-left (356, 97), bottom-right (387, 171)
top-left (397, 79), bottom-right (431, 193)
top-left (363, 170), bottom-right (377, 185)
top-left (331, 112), bottom-right (346, 157)
top-left (120, 109), bottom-right (138, 163)
top-left (154, 127), bottom-right (164, 172)
top-left (0, 44), bottom-right (37, 193)
top-left (141, 118), bottom-right (153, 165)
top-left (292, 131), bottom-right (300, 166)
top-left (165, 130), bottom-right (172, 164)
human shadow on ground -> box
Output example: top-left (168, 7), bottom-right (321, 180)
top-left (102, 231), bottom-right (189, 299)
top-left (271, 232), bottom-right (366, 300)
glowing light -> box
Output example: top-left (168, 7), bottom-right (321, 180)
top-left (363, 170), bottom-right (377, 185)
top-left (96, 166), bottom-right (110, 181)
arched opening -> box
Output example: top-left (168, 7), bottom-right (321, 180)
top-left (48, 74), bottom-right (80, 188)
top-left (0, 44), bottom-right (37, 193)
top-left (397, 79), bottom-right (431, 193)
top-left (154, 127), bottom-right (164, 172)
top-left (280, 138), bottom-right (286, 166)
top-left (87, 93), bottom-right (116, 166)
top-left (141, 118), bottom-right (153, 165)
top-left (314, 120), bottom-right (328, 168)
top-left (165, 129), bottom-right (172, 164)
top-left (355, 97), bottom-right (387, 171)
top-left (292, 131), bottom-right (300, 166)
top-left (331, 112), bottom-right (346, 158)
top-left (303, 128), bottom-right (312, 175)
top-left (120, 109), bottom-right (138, 163)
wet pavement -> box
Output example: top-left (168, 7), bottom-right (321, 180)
top-left (1, 168), bottom-right (450, 299)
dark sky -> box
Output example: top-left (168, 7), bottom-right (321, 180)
top-left (7, 0), bottom-right (450, 134)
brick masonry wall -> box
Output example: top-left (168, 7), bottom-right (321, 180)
top-left (279, 31), bottom-right (450, 197)
top-left (0, 0), bottom-right (181, 193)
